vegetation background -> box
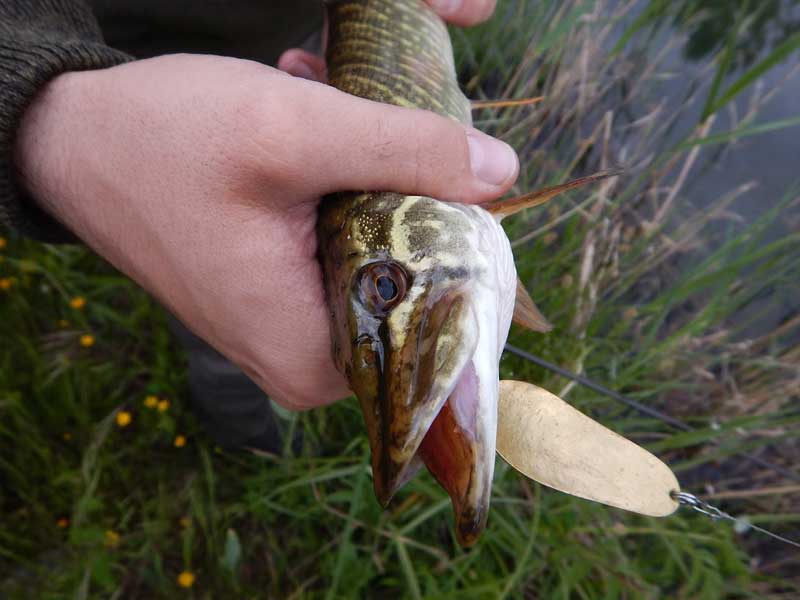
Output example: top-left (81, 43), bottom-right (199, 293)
top-left (1, 0), bottom-right (799, 597)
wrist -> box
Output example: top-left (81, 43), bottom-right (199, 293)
top-left (14, 70), bottom-right (99, 233)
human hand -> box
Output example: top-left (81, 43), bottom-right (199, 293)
top-left (15, 53), bottom-right (518, 409)
top-left (279, 0), bottom-right (497, 82)
top-left (425, 0), bottom-right (497, 26)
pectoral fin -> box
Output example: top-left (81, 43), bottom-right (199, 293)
top-left (513, 278), bottom-right (552, 333)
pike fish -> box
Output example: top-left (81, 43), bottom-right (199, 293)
top-left (318, 0), bottom-right (609, 546)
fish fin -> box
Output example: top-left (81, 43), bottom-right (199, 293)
top-left (484, 169), bottom-right (621, 219)
top-left (513, 278), bottom-right (552, 333)
top-left (471, 96), bottom-right (544, 110)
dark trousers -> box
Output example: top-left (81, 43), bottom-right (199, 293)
top-left (169, 316), bottom-right (281, 450)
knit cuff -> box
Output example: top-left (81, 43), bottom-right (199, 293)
top-left (0, 40), bottom-right (132, 243)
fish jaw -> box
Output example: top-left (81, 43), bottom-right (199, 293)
top-left (360, 290), bottom-right (502, 547)
top-left (418, 357), bottom-right (499, 546)
top-left (365, 293), bottom-right (479, 506)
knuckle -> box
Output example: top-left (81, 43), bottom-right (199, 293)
top-left (227, 79), bottom-right (275, 142)
top-left (406, 124), bottom-right (427, 191)
top-left (371, 109), bottom-right (442, 191)
top-left (229, 80), bottom-right (306, 183)
top-left (366, 118), bottom-right (401, 162)
top-left (204, 78), bottom-right (269, 169)
top-left (410, 113), bottom-right (463, 193)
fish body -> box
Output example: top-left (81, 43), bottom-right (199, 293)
top-left (318, 0), bottom-right (516, 545)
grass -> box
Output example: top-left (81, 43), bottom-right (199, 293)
top-left (2, 0), bottom-right (800, 597)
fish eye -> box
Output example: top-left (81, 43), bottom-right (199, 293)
top-left (376, 276), bottom-right (397, 301)
top-left (358, 262), bottom-right (408, 314)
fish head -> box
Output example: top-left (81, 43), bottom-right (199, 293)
top-left (319, 192), bottom-right (517, 546)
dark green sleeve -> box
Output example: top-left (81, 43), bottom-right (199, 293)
top-left (0, 0), bottom-right (132, 242)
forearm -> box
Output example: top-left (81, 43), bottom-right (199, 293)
top-left (0, 0), bottom-right (131, 241)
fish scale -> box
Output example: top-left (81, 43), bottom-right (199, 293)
top-left (325, 0), bottom-right (471, 122)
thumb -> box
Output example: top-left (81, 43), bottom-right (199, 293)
top-left (291, 81), bottom-right (519, 204)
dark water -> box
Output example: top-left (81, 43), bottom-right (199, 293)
top-left (645, 0), bottom-right (800, 221)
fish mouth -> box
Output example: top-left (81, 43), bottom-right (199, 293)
top-left (418, 360), bottom-right (492, 546)
top-left (364, 294), bottom-right (494, 547)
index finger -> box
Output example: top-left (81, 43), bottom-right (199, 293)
top-left (424, 0), bottom-right (497, 27)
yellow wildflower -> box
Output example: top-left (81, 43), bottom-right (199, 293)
top-left (177, 571), bottom-right (195, 588)
top-left (56, 517), bottom-right (69, 528)
top-left (0, 278), bottom-right (12, 290)
top-left (157, 399), bottom-right (170, 413)
top-left (144, 395), bottom-right (159, 408)
top-left (104, 530), bottom-right (121, 548)
top-left (179, 517), bottom-right (191, 529)
top-left (116, 411), bottom-right (132, 427)
top-left (174, 435), bottom-right (187, 448)
top-left (0, 236), bottom-right (6, 249)
top-left (69, 296), bottom-right (86, 310)
top-left (79, 334), bottom-right (95, 348)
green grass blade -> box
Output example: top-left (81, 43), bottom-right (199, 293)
top-left (705, 31), bottom-right (800, 118)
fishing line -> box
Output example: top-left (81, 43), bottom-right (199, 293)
top-left (504, 343), bottom-right (800, 549)
top-left (671, 491), bottom-right (800, 550)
